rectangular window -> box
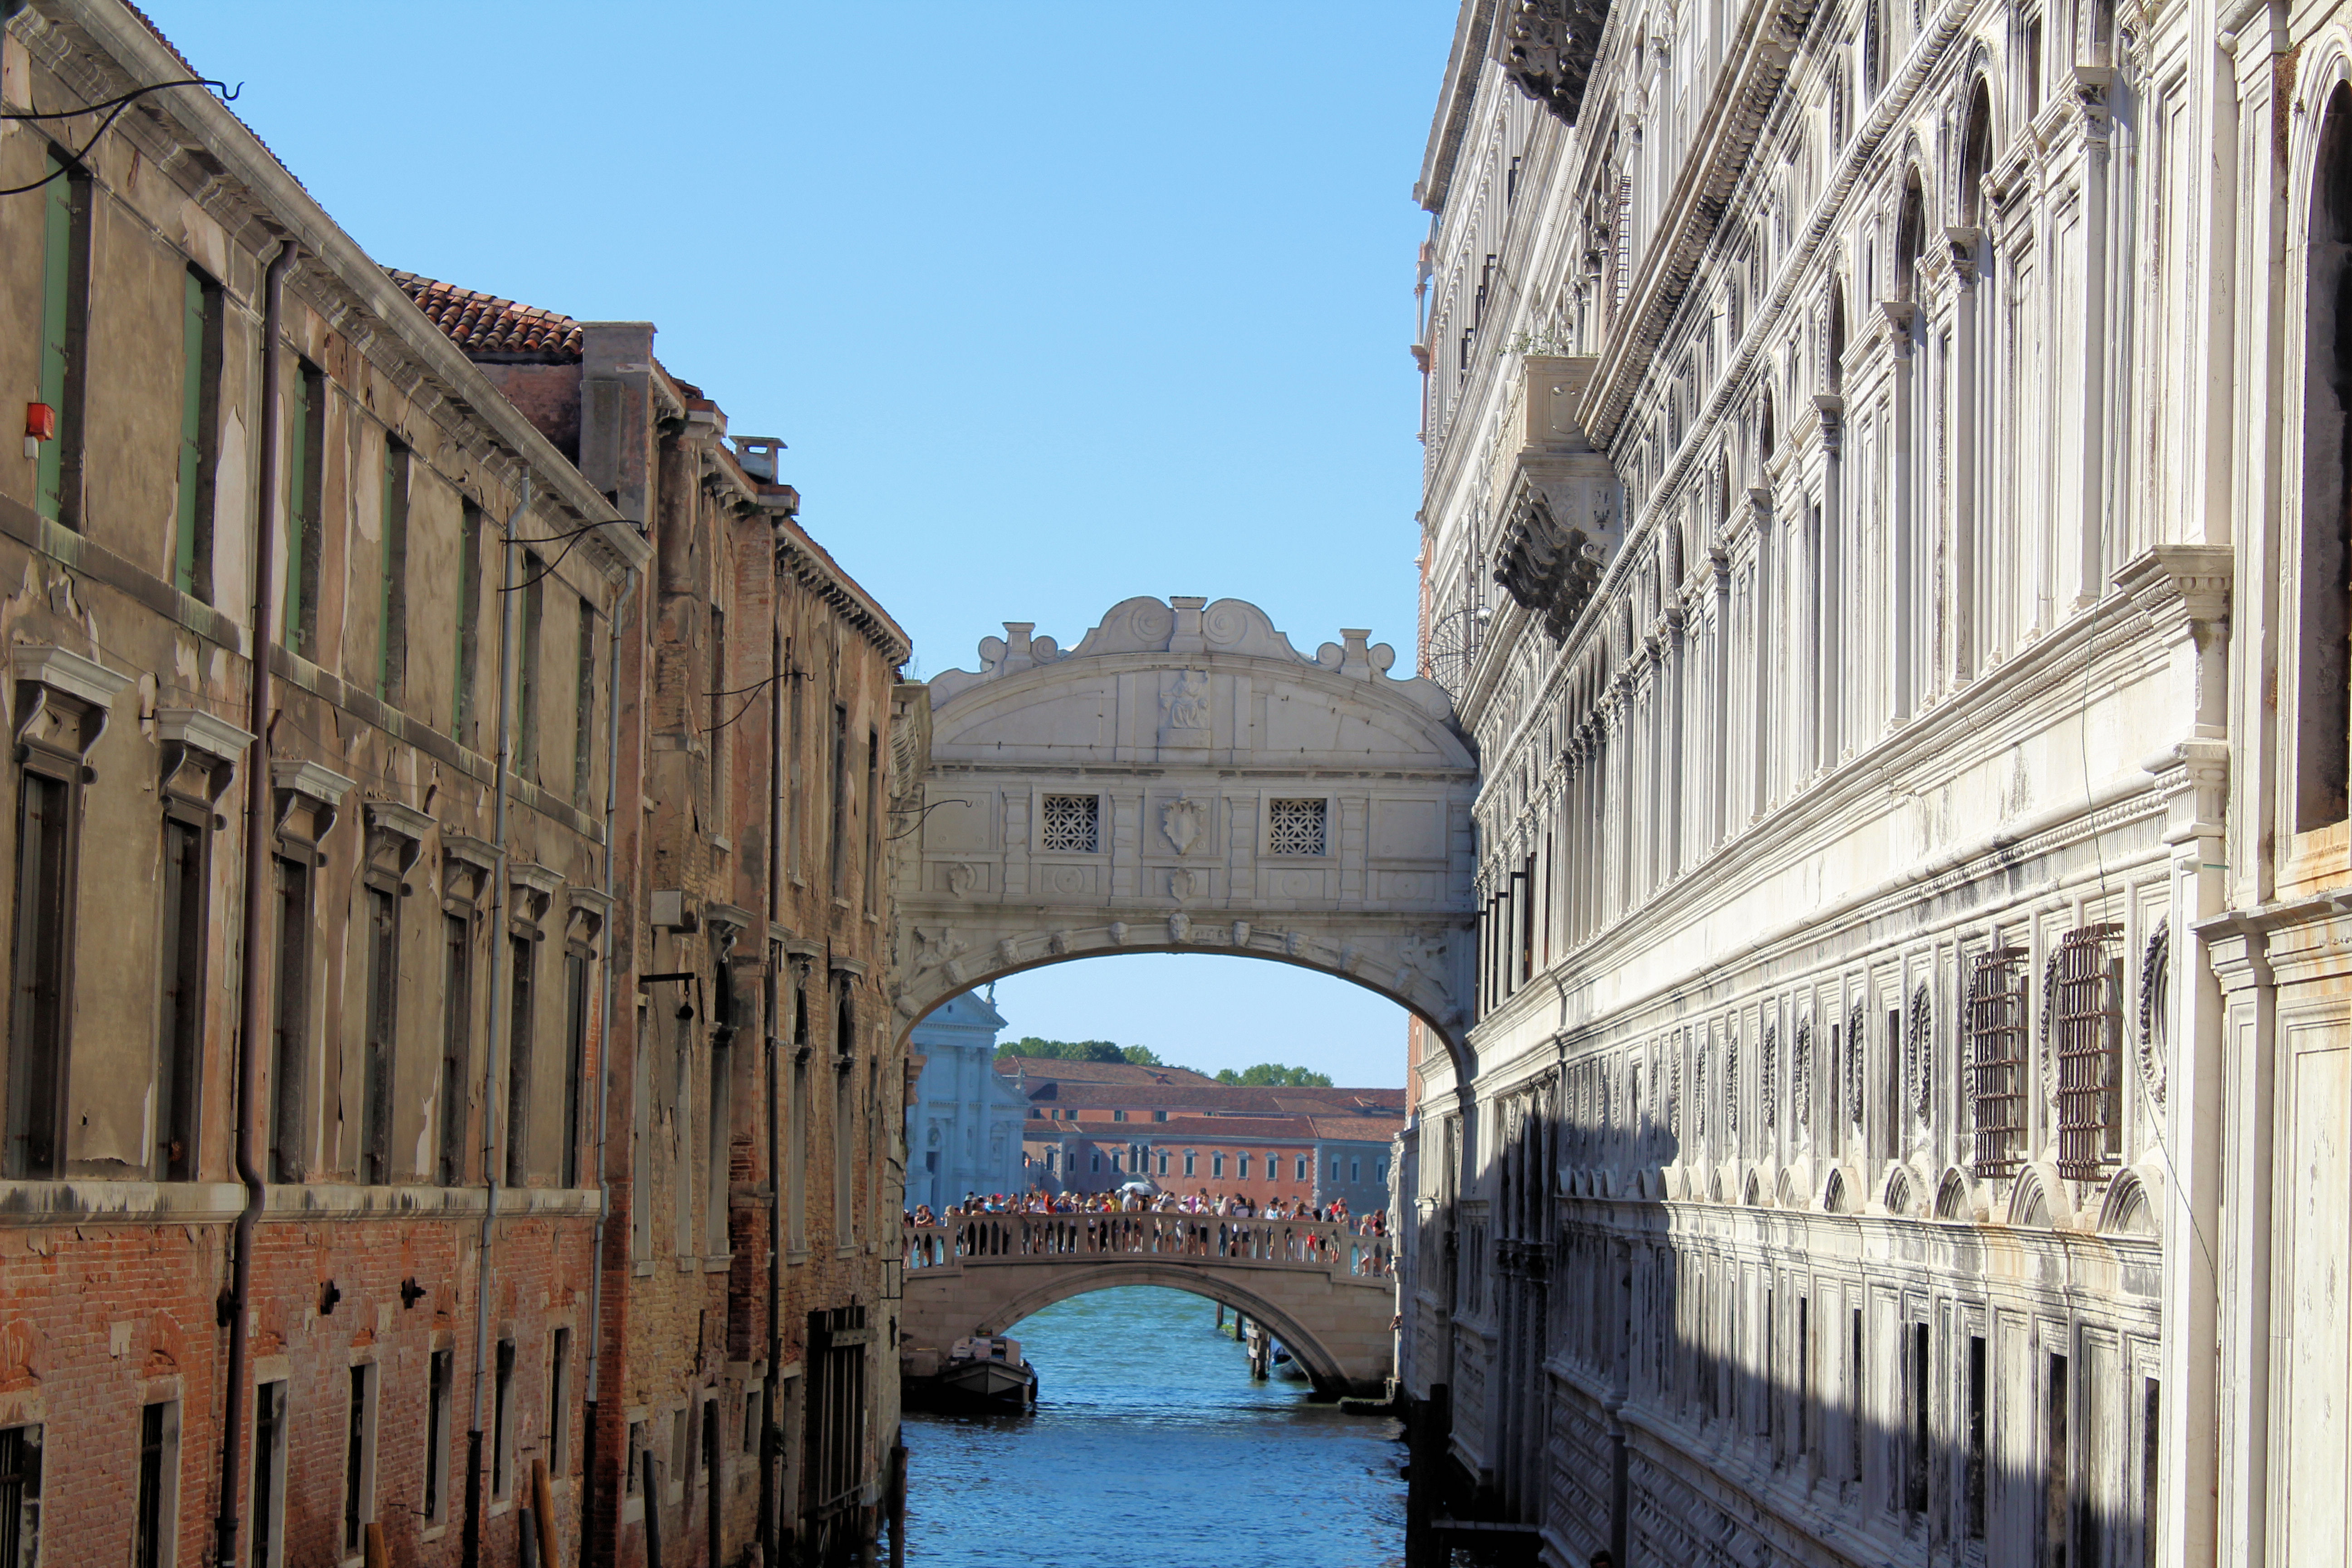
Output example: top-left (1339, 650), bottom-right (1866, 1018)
top-left (0, 1424), bottom-right (39, 1568)
top-left (506, 934), bottom-right (535, 1185)
top-left (1351, 1157), bottom-right (1362, 1183)
top-left (1966, 1333), bottom-right (1989, 1539)
top-left (707, 1006), bottom-right (732, 1257)
top-left (1798, 1297), bottom-right (1812, 1460)
top-left (1156, 1151), bottom-right (1168, 1175)
top-left (268, 855), bottom-right (311, 1183)
top-left (1093, 1149), bottom-right (1104, 1174)
top-left (833, 1043), bottom-right (855, 1239)
top-left (437, 913), bottom-right (471, 1186)
top-left (424, 1349), bottom-right (453, 1524)
top-left (563, 949), bottom-right (590, 1188)
top-left (283, 361), bottom-right (325, 658)
top-left (377, 440), bottom-right (410, 701)
top-left (342, 1363), bottom-right (376, 1556)
top-left (624, 1421), bottom-right (645, 1497)
top-left (491, 1339), bottom-right (516, 1501)
top-left (708, 605), bottom-right (728, 832)
top-left (1296, 1155), bottom-right (1308, 1181)
top-left (252, 1380), bottom-right (288, 1568)
top-left (517, 563), bottom-right (545, 782)
top-left (573, 598), bottom-right (597, 808)
top-left (829, 704), bottom-right (852, 892)
top-left (1332, 1158), bottom-right (1343, 1181)
top-left (1184, 1151), bottom-right (1195, 1176)
top-left (156, 815), bottom-right (206, 1181)
top-left (6, 770), bottom-right (74, 1178)
top-left (1850, 1308), bottom-right (1866, 1482)
top-left (134, 1401), bottom-right (176, 1568)
top-left (454, 501), bottom-right (485, 745)
top-left (548, 1328), bottom-right (573, 1478)
top-left (35, 149), bottom-right (87, 527)
top-left (1239, 1152), bottom-right (1252, 1180)
top-left (744, 1389), bottom-right (762, 1457)
top-left (2045, 1352), bottom-right (2070, 1566)
top-left (176, 268), bottom-right (223, 599)
top-left (1376, 1156), bottom-right (1388, 1181)
top-left (671, 1406), bottom-right (691, 1498)
top-left (789, 1032), bottom-right (808, 1254)
top-left (864, 730), bottom-right (883, 912)
top-left (2054, 923), bottom-right (2126, 1179)
top-left (1210, 1152), bottom-right (1223, 1178)
top-left (360, 885), bottom-right (398, 1185)
top-left (1904, 1322), bottom-right (1930, 1515)
top-left (1967, 946), bottom-right (2031, 1176)
top-left (1039, 793), bottom-right (1099, 853)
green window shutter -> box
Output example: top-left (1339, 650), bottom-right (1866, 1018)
top-left (37, 151), bottom-right (71, 521)
top-left (455, 505), bottom-right (480, 737)
top-left (377, 443), bottom-right (407, 701)
top-left (176, 271), bottom-right (206, 592)
top-left (282, 367), bottom-right (309, 649)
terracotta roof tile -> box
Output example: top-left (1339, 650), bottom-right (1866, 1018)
top-left (995, 1058), bottom-right (1220, 1088)
top-left (387, 270), bottom-right (583, 363)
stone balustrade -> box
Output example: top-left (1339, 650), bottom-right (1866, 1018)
top-left (903, 1215), bottom-right (1392, 1278)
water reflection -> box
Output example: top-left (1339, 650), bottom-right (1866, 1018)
top-left (902, 1286), bottom-right (1405, 1567)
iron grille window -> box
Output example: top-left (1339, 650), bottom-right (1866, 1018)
top-left (1269, 799), bottom-right (1327, 856)
top-left (1039, 794), bottom-right (1099, 853)
top-left (2054, 922), bottom-right (2125, 1179)
top-left (0, 1424), bottom-right (40, 1568)
top-left (1967, 946), bottom-right (2030, 1176)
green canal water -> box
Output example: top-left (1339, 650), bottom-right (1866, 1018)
top-left (901, 1285), bottom-right (1406, 1566)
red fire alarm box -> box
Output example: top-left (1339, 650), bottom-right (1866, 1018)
top-left (24, 403), bottom-right (56, 442)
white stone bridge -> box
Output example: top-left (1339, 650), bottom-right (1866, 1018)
top-left (900, 1214), bottom-right (1397, 1397)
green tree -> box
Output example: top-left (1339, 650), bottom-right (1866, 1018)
top-left (1214, 1063), bottom-right (1334, 1088)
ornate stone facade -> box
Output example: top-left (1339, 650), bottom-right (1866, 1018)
top-left (1392, 0), bottom-right (2347, 1560)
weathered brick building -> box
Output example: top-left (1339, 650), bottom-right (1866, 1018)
top-left (0, 5), bottom-right (912, 1568)
top-left (395, 276), bottom-right (911, 1567)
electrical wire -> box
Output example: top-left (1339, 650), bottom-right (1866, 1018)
top-left (0, 77), bottom-right (240, 199)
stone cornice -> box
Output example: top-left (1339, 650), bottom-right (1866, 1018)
top-left (774, 518), bottom-right (910, 666)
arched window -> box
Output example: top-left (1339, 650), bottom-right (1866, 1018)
top-left (1864, 0), bottom-right (1885, 101)
top-left (2298, 83), bottom-right (2352, 831)
top-left (1895, 170), bottom-right (1927, 301)
top-left (1960, 81), bottom-right (1994, 228)
top-left (1760, 387), bottom-right (1777, 461)
top-left (1827, 284), bottom-right (1848, 396)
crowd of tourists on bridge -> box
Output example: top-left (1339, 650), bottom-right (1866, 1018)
top-left (904, 1188), bottom-right (1391, 1275)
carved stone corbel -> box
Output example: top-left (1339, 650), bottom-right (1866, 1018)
top-left (14, 644), bottom-right (132, 767)
top-left (508, 861), bottom-right (563, 932)
top-left (442, 833), bottom-right (498, 910)
top-left (566, 887), bottom-right (612, 947)
top-left (362, 801), bottom-right (433, 891)
top-left (270, 759), bottom-right (356, 843)
top-left (156, 708), bottom-right (254, 806)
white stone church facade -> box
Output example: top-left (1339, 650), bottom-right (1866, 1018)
top-left (1396, 0), bottom-right (2352, 1563)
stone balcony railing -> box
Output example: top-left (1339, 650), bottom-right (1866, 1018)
top-left (904, 1215), bottom-right (1392, 1279)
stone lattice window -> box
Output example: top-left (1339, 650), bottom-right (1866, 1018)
top-left (1268, 798), bottom-right (1328, 856)
top-left (1038, 794), bottom-right (1099, 853)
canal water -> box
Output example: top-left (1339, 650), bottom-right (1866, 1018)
top-left (901, 1285), bottom-right (1406, 1566)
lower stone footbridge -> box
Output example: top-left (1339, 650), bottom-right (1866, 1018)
top-left (899, 1214), bottom-right (1397, 1396)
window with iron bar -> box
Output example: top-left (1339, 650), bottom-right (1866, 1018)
top-left (1966, 945), bottom-right (2030, 1176)
top-left (2053, 922), bottom-right (2125, 1180)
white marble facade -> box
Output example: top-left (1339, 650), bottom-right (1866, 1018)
top-left (1396, 0), bottom-right (2352, 1563)
top-left (906, 989), bottom-right (1031, 1211)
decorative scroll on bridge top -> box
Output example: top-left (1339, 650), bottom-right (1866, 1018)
top-left (928, 595), bottom-right (1456, 721)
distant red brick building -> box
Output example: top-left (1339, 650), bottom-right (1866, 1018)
top-left (1001, 1058), bottom-right (1402, 1211)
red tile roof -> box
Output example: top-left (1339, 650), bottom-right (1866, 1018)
top-left (996, 1058), bottom-right (1220, 1088)
top-left (388, 270), bottom-right (583, 362)
top-left (1303, 1116), bottom-right (1408, 1142)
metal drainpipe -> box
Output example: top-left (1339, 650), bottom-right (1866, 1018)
top-left (215, 236), bottom-right (295, 1568)
top-left (464, 475), bottom-right (531, 1568)
top-left (580, 562), bottom-right (636, 1568)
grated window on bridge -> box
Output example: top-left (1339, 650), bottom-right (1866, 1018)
top-left (1966, 946), bottom-right (2030, 1177)
top-left (1268, 798), bottom-right (1327, 856)
top-left (1039, 794), bottom-right (1099, 852)
top-left (2053, 922), bottom-right (2125, 1180)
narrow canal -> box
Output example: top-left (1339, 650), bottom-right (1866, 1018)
top-left (901, 1285), bottom-right (1406, 1566)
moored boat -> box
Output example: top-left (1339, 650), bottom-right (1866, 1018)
top-left (906, 1335), bottom-right (1039, 1413)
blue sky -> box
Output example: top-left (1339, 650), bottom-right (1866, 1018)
top-left (151, 2), bottom-right (1450, 1086)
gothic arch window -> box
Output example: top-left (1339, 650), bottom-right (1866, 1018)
top-left (2297, 81), bottom-right (2352, 833)
top-left (1895, 171), bottom-right (1927, 301)
top-left (1827, 283), bottom-right (1848, 396)
top-left (1959, 80), bottom-right (1994, 228)
top-left (1864, 0), bottom-right (1886, 101)
top-left (1760, 387), bottom-right (1777, 461)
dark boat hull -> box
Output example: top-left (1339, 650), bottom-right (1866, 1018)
top-left (907, 1357), bottom-right (1039, 1414)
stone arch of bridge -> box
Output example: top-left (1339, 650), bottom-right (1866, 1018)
top-left (972, 1263), bottom-right (1355, 1393)
top-left (889, 595), bottom-right (1481, 1077)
